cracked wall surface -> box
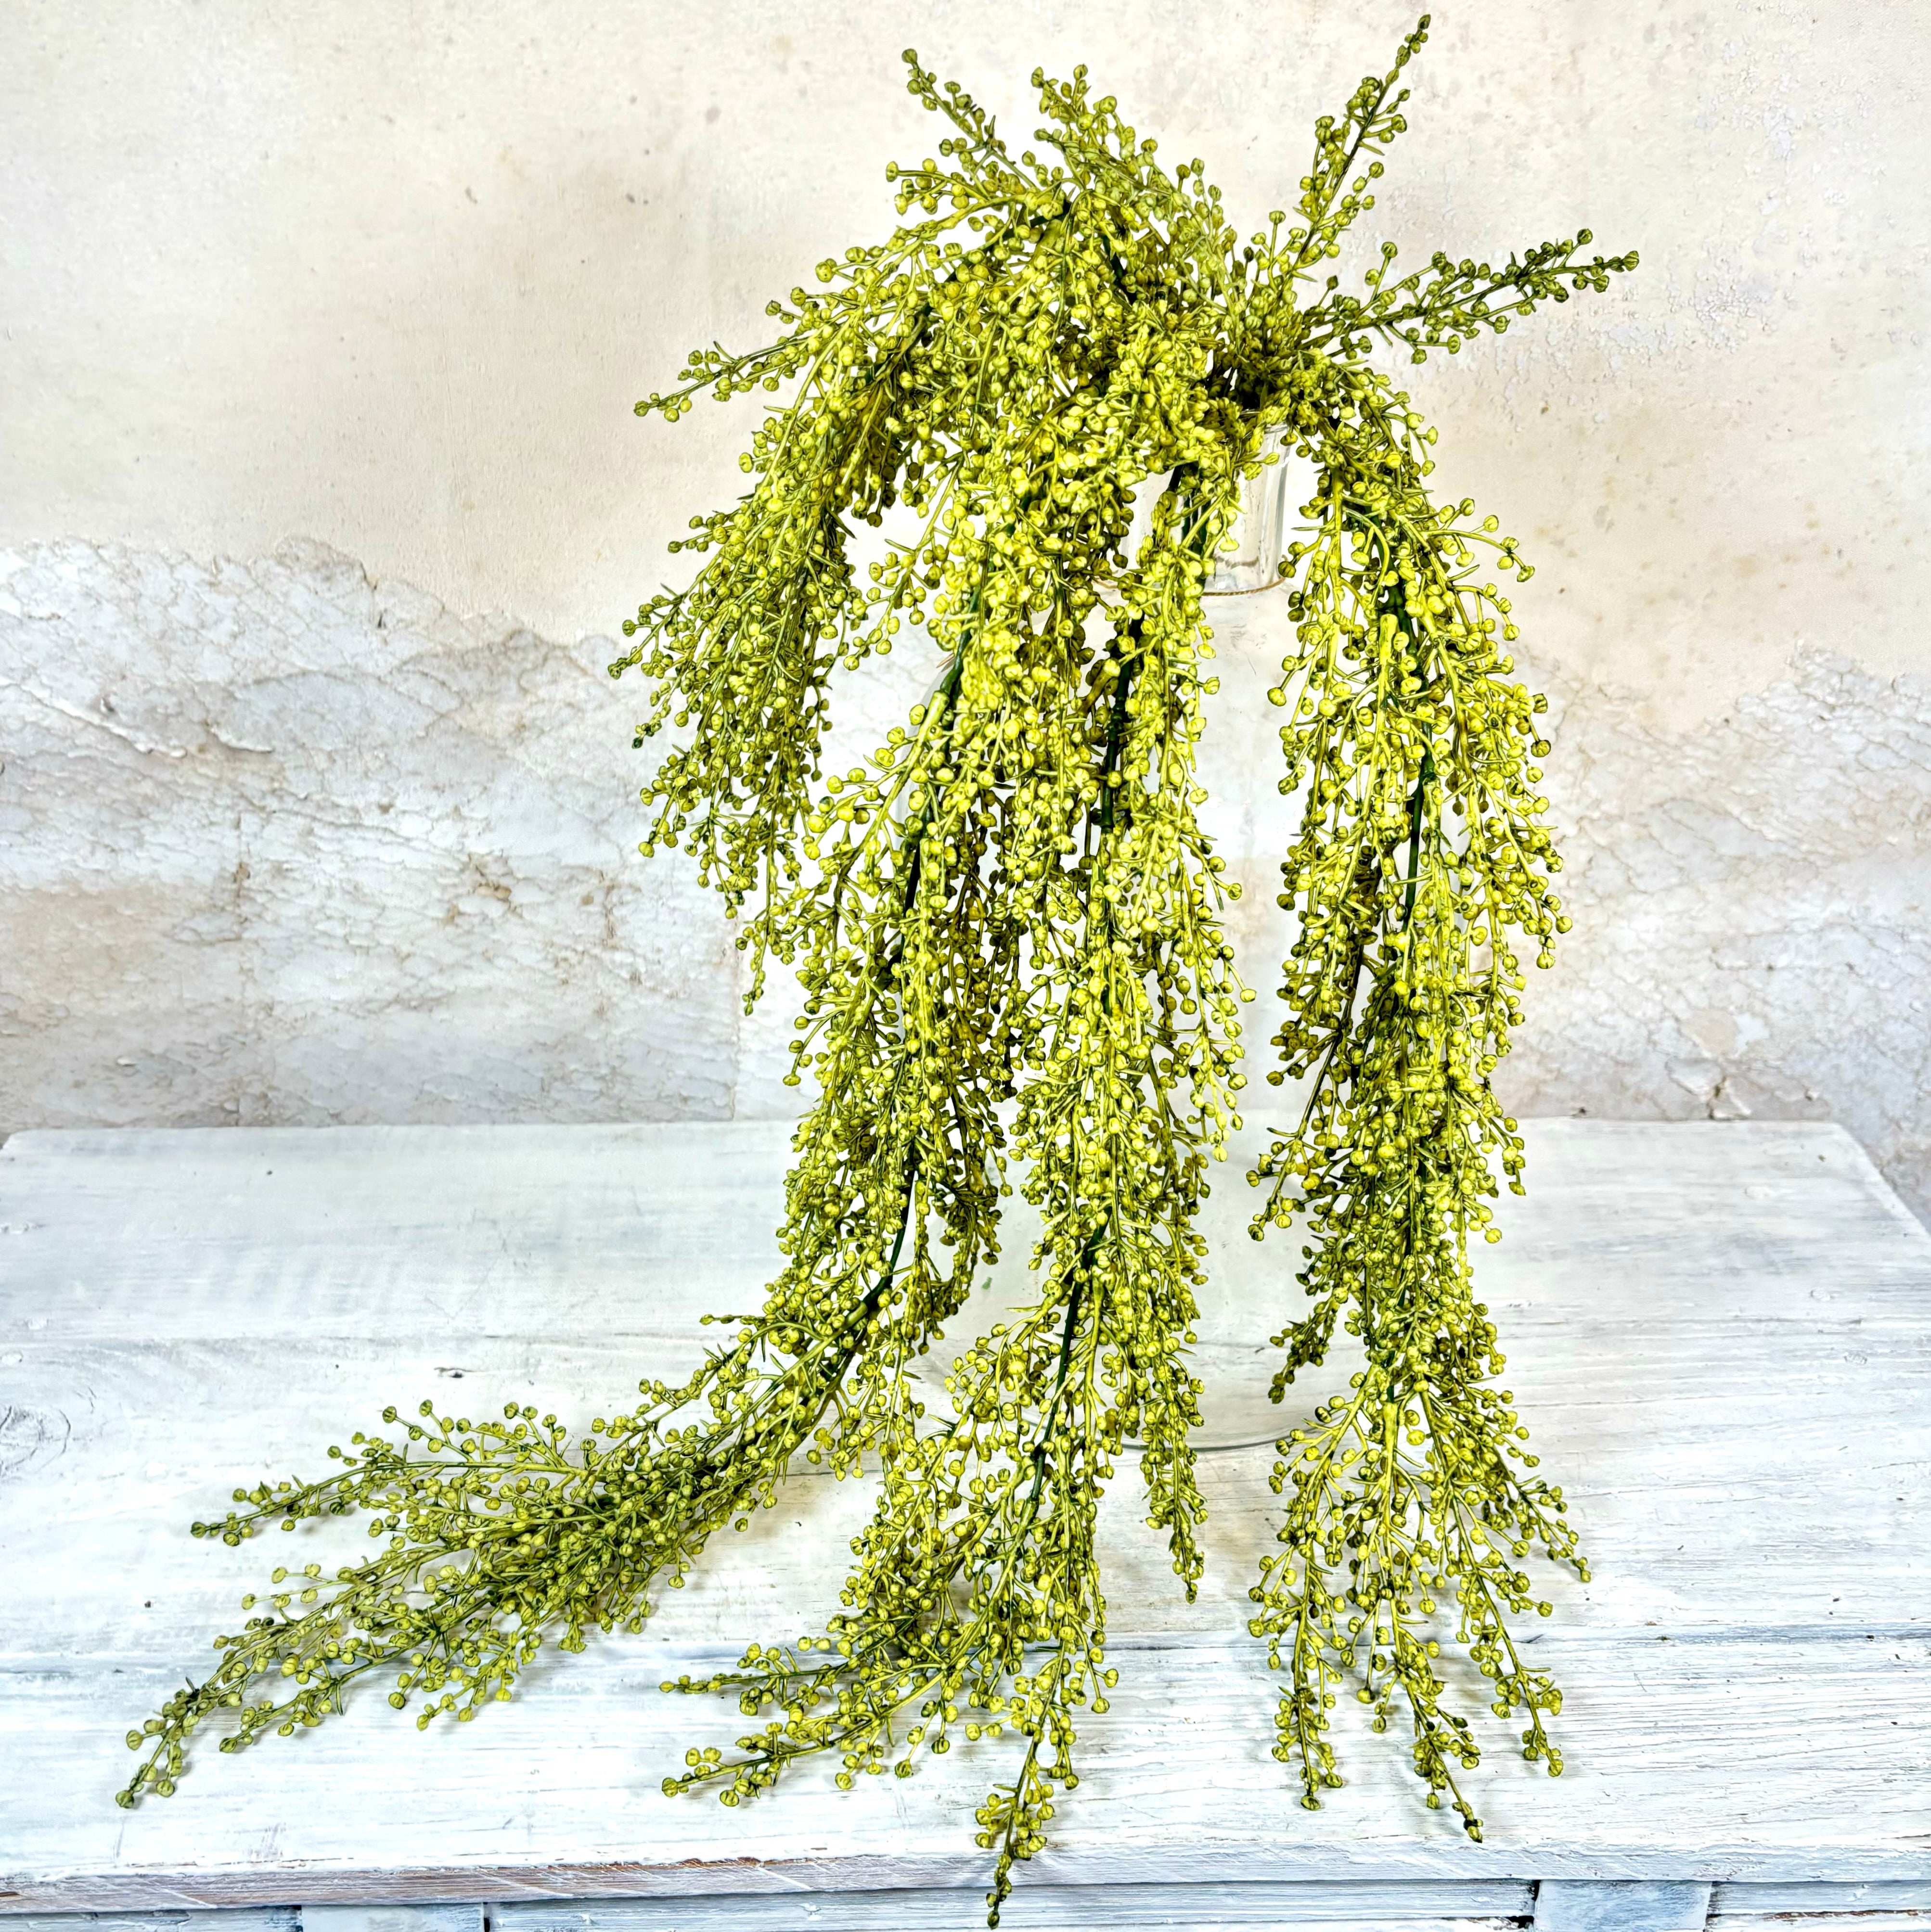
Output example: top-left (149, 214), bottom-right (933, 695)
top-left (2, 538), bottom-right (1925, 1227)
top-left (0, 538), bottom-right (742, 1131)
top-left (1497, 647), bottom-right (1931, 1224)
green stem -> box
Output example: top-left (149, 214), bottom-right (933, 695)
top-left (1401, 745), bottom-right (1435, 930)
top-left (1024, 592), bottom-right (1148, 1511)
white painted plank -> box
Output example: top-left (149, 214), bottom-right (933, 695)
top-left (6, 1627), bottom-right (1927, 1906)
top-left (0, 1919), bottom-right (297, 1932)
top-left (5, 1121), bottom-right (1925, 1637)
top-left (0, 1122), bottom-right (1928, 1911)
top-left (496, 1881), bottom-right (1534, 1929)
top-left (301, 1909), bottom-right (481, 1932)
top-left (1710, 1920), bottom-right (1931, 1932)
top-left (502, 1914), bottom-right (1529, 1932)
top-left (1713, 1879), bottom-right (1931, 1912)
top-left (1532, 1881), bottom-right (1710, 1932)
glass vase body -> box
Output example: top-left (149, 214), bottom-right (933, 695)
top-left (1205, 427), bottom-right (1290, 594)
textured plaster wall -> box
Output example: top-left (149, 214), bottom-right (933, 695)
top-left (1500, 649), bottom-right (1931, 1221)
top-left (5, 539), bottom-right (1926, 1225)
top-left (2, 1), bottom-right (1928, 1218)
top-left (6, 0), bottom-right (1929, 723)
top-left (0, 540), bottom-right (741, 1127)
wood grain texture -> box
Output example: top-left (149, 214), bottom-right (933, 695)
top-left (1712, 1879), bottom-right (1931, 1912)
top-left (496, 1880), bottom-right (1535, 1930)
top-left (301, 1909), bottom-right (481, 1932)
top-left (0, 1121), bottom-right (1927, 1913)
top-left (1532, 1881), bottom-right (1710, 1932)
top-left (2, 1919), bottom-right (299, 1932)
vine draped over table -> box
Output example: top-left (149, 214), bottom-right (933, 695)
top-left (122, 19), bottom-right (1633, 1924)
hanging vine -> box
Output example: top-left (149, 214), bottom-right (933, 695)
top-left (120, 18), bottom-right (1632, 1923)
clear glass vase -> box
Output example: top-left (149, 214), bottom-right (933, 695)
top-left (1205, 425), bottom-right (1290, 595)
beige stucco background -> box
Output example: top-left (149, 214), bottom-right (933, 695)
top-left (3, 0), bottom-right (1928, 1216)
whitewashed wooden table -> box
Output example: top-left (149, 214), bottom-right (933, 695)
top-left (1, 1120), bottom-right (1927, 1932)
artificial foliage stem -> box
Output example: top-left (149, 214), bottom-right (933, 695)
top-left (1246, 382), bottom-right (1588, 1831)
top-left (120, 19), bottom-right (1632, 1919)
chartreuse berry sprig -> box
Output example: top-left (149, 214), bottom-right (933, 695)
top-left (121, 19), bottom-right (1631, 1921)
top-left (1244, 360), bottom-right (1588, 1840)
